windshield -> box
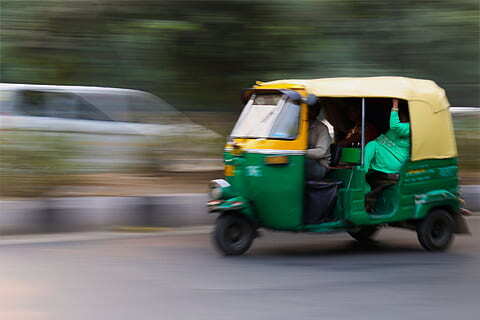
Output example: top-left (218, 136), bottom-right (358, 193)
top-left (230, 93), bottom-right (300, 140)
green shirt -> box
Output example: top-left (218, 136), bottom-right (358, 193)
top-left (363, 111), bottom-right (410, 174)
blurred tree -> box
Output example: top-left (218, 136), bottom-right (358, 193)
top-left (1, 0), bottom-right (478, 110)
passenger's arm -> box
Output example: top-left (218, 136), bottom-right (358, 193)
top-left (306, 124), bottom-right (332, 160)
top-left (306, 145), bottom-right (329, 160)
top-left (389, 99), bottom-right (410, 137)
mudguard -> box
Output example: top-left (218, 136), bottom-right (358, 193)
top-left (207, 196), bottom-right (256, 221)
top-left (413, 190), bottom-right (460, 220)
top-left (414, 190), bottom-right (469, 234)
top-left (453, 214), bottom-right (471, 234)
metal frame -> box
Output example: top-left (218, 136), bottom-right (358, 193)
top-left (361, 97), bottom-right (365, 166)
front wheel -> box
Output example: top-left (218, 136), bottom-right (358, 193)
top-left (348, 226), bottom-right (379, 243)
top-left (213, 214), bottom-right (255, 256)
top-left (416, 209), bottom-right (455, 252)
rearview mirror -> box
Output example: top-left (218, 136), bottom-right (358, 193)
top-left (280, 90), bottom-right (302, 103)
top-left (304, 94), bottom-right (317, 107)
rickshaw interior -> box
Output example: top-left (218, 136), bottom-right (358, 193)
top-left (302, 97), bottom-right (412, 225)
top-left (320, 97), bottom-right (410, 140)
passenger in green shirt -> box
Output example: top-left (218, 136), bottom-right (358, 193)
top-left (363, 99), bottom-right (410, 212)
top-left (364, 99), bottom-right (410, 174)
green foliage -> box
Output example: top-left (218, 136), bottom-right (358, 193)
top-left (1, 0), bottom-right (478, 111)
top-left (0, 132), bottom-right (78, 197)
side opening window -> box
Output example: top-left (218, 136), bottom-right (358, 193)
top-left (127, 93), bottom-right (155, 123)
top-left (46, 92), bottom-right (78, 119)
top-left (0, 90), bottom-right (16, 114)
top-left (78, 93), bottom-right (126, 122)
top-left (127, 92), bottom-right (181, 124)
top-left (16, 90), bottom-right (49, 117)
top-left (75, 96), bottom-right (112, 122)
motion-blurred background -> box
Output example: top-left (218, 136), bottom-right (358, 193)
top-left (2, 0), bottom-right (479, 107)
top-left (0, 0), bottom-right (479, 199)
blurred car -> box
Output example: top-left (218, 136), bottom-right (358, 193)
top-left (0, 83), bottom-right (222, 172)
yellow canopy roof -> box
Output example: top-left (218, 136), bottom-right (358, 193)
top-left (259, 77), bottom-right (449, 112)
top-left (257, 77), bottom-right (457, 161)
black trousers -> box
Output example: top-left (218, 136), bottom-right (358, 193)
top-left (365, 170), bottom-right (399, 212)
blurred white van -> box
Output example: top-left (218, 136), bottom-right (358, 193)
top-left (0, 84), bottom-right (222, 172)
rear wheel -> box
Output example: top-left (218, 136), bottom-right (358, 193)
top-left (417, 209), bottom-right (455, 251)
top-left (348, 226), bottom-right (379, 243)
top-left (213, 214), bottom-right (255, 256)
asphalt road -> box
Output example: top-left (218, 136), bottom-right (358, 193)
top-left (1, 219), bottom-right (480, 320)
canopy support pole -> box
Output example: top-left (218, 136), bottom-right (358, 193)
top-left (361, 98), bottom-right (365, 166)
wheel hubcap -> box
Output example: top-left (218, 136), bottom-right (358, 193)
top-left (431, 220), bottom-right (445, 239)
top-left (430, 218), bottom-right (450, 245)
top-left (226, 224), bottom-right (243, 244)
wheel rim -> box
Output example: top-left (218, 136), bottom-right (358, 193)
top-left (225, 222), bottom-right (248, 249)
top-left (430, 218), bottom-right (450, 246)
top-left (226, 224), bottom-right (241, 243)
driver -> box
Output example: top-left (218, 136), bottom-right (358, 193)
top-left (306, 104), bottom-right (332, 181)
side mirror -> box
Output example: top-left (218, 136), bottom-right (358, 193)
top-left (304, 94), bottom-right (317, 107)
top-left (280, 90), bottom-right (302, 103)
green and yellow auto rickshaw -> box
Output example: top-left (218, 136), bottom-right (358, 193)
top-left (207, 77), bottom-right (470, 255)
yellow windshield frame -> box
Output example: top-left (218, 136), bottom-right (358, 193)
top-left (231, 87), bottom-right (308, 152)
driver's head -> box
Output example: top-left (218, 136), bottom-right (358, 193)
top-left (308, 104), bottom-right (321, 122)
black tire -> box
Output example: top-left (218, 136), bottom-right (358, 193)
top-left (213, 214), bottom-right (255, 256)
top-left (416, 209), bottom-right (455, 252)
top-left (348, 226), bottom-right (379, 243)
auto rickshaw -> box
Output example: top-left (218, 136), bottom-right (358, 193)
top-left (207, 77), bottom-right (470, 255)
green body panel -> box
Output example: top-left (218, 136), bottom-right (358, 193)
top-left (413, 191), bottom-right (459, 219)
top-left (327, 166), bottom-right (367, 220)
top-left (224, 151), bottom-right (304, 230)
top-left (327, 158), bottom-right (459, 226)
top-left (220, 150), bottom-right (460, 232)
top-left (404, 158), bottom-right (460, 219)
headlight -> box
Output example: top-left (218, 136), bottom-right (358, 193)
top-left (209, 186), bottom-right (223, 200)
top-left (208, 179), bottom-right (231, 200)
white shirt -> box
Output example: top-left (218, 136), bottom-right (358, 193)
top-left (306, 120), bottom-right (332, 167)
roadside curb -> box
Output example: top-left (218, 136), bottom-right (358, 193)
top-left (0, 194), bottom-right (213, 235)
top-left (0, 186), bottom-right (478, 235)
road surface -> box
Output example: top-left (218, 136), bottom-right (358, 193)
top-left (1, 218), bottom-right (479, 320)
